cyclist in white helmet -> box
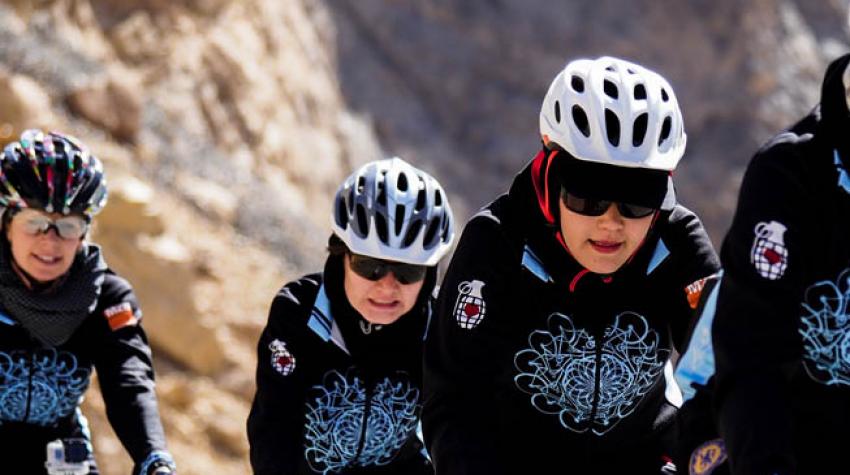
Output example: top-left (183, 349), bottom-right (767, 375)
top-left (422, 56), bottom-right (719, 474)
top-left (248, 157), bottom-right (454, 474)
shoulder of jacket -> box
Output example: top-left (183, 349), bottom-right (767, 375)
top-left (270, 272), bottom-right (324, 322)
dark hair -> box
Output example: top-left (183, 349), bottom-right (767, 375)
top-left (327, 234), bottom-right (349, 256)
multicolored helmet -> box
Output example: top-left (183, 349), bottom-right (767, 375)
top-left (332, 157), bottom-right (455, 266)
top-left (0, 129), bottom-right (107, 217)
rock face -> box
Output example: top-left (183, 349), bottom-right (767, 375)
top-left (0, 0), bottom-right (847, 473)
top-left (0, 0), bottom-right (380, 473)
top-left (325, 0), bottom-right (850, 242)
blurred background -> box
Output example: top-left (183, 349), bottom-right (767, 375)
top-left (0, 0), bottom-right (848, 473)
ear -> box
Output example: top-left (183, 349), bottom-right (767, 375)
top-left (843, 60), bottom-right (850, 114)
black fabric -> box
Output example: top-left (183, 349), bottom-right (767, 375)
top-left (0, 271), bottom-right (169, 475)
top-left (422, 155), bottom-right (719, 475)
top-left (0, 242), bottom-right (106, 346)
top-left (711, 53), bottom-right (850, 475)
top-left (247, 253), bottom-right (436, 475)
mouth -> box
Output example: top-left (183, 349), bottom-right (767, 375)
top-left (367, 298), bottom-right (400, 310)
top-left (32, 253), bottom-right (62, 265)
top-left (589, 240), bottom-right (623, 254)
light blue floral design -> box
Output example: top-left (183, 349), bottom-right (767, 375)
top-left (515, 312), bottom-right (667, 435)
top-left (0, 348), bottom-right (91, 426)
top-left (800, 268), bottom-right (850, 385)
top-left (304, 370), bottom-right (420, 474)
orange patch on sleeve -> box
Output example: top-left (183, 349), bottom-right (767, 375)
top-left (104, 302), bottom-right (138, 330)
top-left (685, 277), bottom-right (708, 310)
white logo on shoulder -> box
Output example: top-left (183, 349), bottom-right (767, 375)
top-left (269, 339), bottom-right (296, 376)
top-left (750, 221), bottom-right (788, 280)
top-left (454, 280), bottom-right (486, 329)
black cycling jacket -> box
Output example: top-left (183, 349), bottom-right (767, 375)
top-left (247, 253), bottom-right (434, 475)
top-left (0, 268), bottom-right (169, 475)
top-left (422, 152), bottom-right (719, 474)
top-left (710, 53), bottom-right (850, 475)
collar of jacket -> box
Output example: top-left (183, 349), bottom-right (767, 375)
top-left (819, 53), bottom-right (850, 168)
top-left (505, 152), bottom-right (666, 292)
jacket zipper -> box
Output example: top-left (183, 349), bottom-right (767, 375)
top-left (353, 377), bottom-right (374, 466)
top-left (588, 334), bottom-right (603, 429)
top-left (23, 352), bottom-right (34, 422)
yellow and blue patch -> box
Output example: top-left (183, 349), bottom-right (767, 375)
top-left (689, 439), bottom-right (727, 475)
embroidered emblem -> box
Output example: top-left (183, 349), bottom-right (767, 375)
top-left (103, 302), bottom-right (137, 331)
top-left (685, 277), bottom-right (709, 309)
top-left (800, 268), bottom-right (850, 386)
top-left (689, 439), bottom-right (727, 475)
top-left (750, 221), bottom-right (788, 280)
top-left (0, 349), bottom-right (91, 426)
top-left (454, 280), bottom-right (486, 329)
top-left (305, 370), bottom-right (420, 474)
top-left (514, 312), bottom-right (667, 435)
top-left (269, 339), bottom-right (296, 376)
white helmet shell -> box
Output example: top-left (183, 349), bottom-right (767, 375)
top-left (332, 157), bottom-right (455, 266)
top-left (540, 56), bottom-right (686, 171)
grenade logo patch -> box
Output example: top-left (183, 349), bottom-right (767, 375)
top-left (454, 280), bottom-right (486, 329)
top-left (750, 221), bottom-right (788, 280)
top-left (269, 339), bottom-right (296, 376)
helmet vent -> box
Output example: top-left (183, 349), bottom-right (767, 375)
top-left (627, 68), bottom-right (636, 75)
top-left (375, 212), bottom-right (389, 243)
top-left (603, 80), bottom-right (618, 99)
top-left (604, 109), bottom-right (620, 146)
top-left (397, 173), bottom-right (408, 192)
top-left (554, 101), bottom-right (561, 123)
top-left (659, 116), bottom-right (672, 145)
top-left (605, 65), bottom-right (616, 72)
top-left (570, 76), bottom-right (584, 93)
top-left (347, 188), bottom-right (355, 213)
top-left (423, 219), bottom-right (439, 248)
top-left (571, 106), bottom-right (591, 138)
top-left (357, 176), bottom-right (366, 193)
top-left (356, 204), bottom-right (368, 236)
top-left (661, 88), bottom-right (669, 102)
top-left (395, 204), bottom-right (405, 235)
top-left (376, 180), bottom-right (387, 206)
top-left (402, 220), bottom-right (422, 247)
top-left (633, 84), bottom-right (646, 100)
top-left (434, 189), bottom-right (442, 206)
top-left (633, 113), bottom-right (648, 147)
top-left (415, 189), bottom-right (426, 211)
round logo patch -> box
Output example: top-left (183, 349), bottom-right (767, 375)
top-left (689, 439), bottom-right (727, 475)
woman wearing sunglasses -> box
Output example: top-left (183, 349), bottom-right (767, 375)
top-left (248, 157), bottom-right (454, 475)
top-left (422, 56), bottom-right (720, 474)
top-left (0, 130), bottom-right (176, 474)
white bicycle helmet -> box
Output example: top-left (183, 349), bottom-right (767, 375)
top-left (540, 56), bottom-right (686, 171)
top-left (331, 157), bottom-right (455, 266)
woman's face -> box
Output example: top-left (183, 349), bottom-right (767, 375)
top-left (343, 254), bottom-right (425, 325)
top-left (559, 199), bottom-right (653, 274)
top-left (6, 209), bottom-right (85, 283)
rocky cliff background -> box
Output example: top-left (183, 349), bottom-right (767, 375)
top-left (0, 0), bottom-right (847, 473)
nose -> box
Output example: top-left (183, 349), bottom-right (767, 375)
top-left (375, 272), bottom-right (402, 289)
top-left (597, 203), bottom-right (625, 230)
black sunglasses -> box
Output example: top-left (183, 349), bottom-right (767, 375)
top-left (348, 254), bottom-right (428, 285)
top-left (561, 190), bottom-right (657, 219)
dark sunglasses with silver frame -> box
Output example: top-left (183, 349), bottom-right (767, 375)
top-left (348, 253), bottom-right (428, 285)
